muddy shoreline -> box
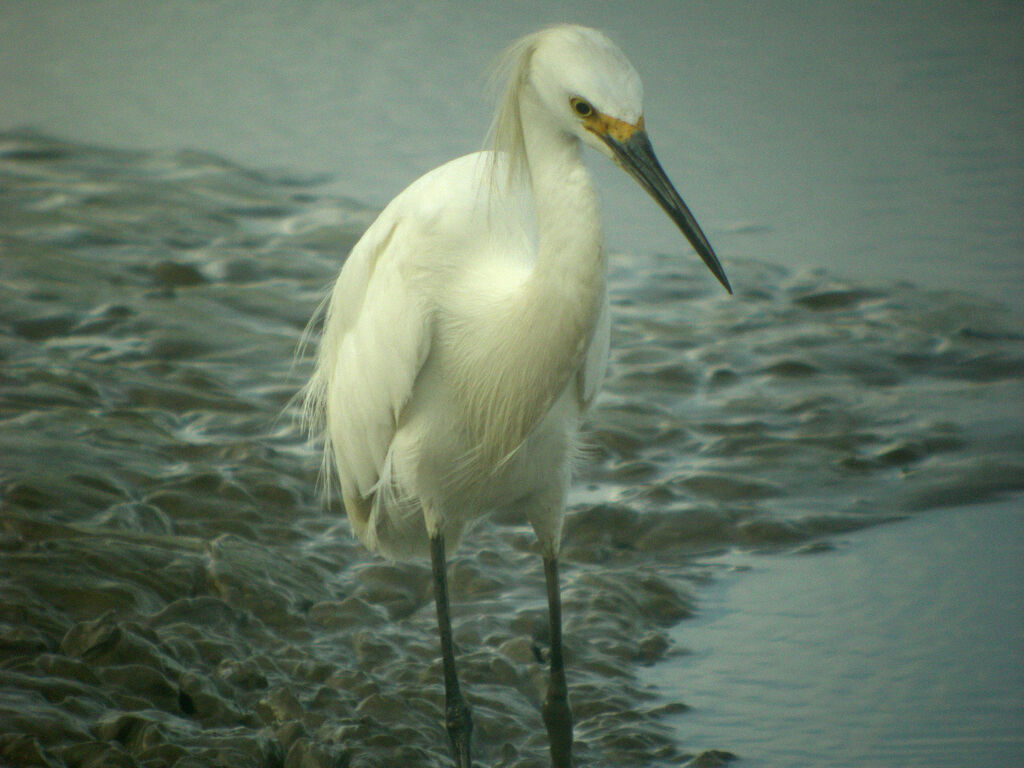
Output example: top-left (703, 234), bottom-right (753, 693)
top-left (2, 131), bottom-right (1021, 767)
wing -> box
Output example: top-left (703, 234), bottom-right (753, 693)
top-left (303, 152), bottom-right (499, 505)
top-left (322, 220), bottom-right (429, 503)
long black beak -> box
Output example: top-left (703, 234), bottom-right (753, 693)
top-left (604, 129), bottom-right (732, 294)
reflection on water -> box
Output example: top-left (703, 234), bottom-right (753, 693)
top-left (1, 132), bottom-right (1022, 767)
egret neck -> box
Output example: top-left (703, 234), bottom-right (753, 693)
top-left (521, 91), bottom-right (605, 287)
top-left (518, 90), bottom-right (606, 399)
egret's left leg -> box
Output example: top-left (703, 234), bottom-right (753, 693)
top-left (430, 532), bottom-right (473, 768)
top-left (542, 555), bottom-right (574, 767)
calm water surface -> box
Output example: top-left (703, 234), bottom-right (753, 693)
top-left (1, 3), bottom-right (1022, 767)
top-left (654, 502), bottom-right (1024, 767)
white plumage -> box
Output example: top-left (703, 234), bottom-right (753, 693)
top-left (303, 147), bottom-right (607, 559)
top-left (301, 25), bottom-right (729, 767)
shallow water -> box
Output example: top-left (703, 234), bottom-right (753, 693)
top-left (654, 501), bottom-right (1024, 767)
top-left (1, 131), bottom-right (1022, 767)
top-left (2, 2), bottom-right (1021, 305)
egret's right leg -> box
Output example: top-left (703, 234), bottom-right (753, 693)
top-left (542, 555), bottom-right (574, 767)
top-left (430, 532), bottom-right (473, 768)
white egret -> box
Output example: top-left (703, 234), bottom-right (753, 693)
top-left (302, 25), bottom-right (730, 768)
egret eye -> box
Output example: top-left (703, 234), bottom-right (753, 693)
top-left (570, 97), bottom-right (593, 118)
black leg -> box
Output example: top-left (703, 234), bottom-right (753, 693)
top-left (430, 533), bottom-right (473, 768)
top-left (542, 555), bottom-right (574, 767)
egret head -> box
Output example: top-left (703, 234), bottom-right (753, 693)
top-left (491, 25), bottom-right (732, 294)
top-left (526, 26), bottom-right (644, 152)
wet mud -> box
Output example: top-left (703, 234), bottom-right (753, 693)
top-left (2, 131), bottom-right (1022, 767)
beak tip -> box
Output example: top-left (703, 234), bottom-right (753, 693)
top-left (606, 129), bottom-right (734, 296)
top-left (717, 270), bottom-right (733, 295)
top-left (707, 265), bottom-right (732, 295)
